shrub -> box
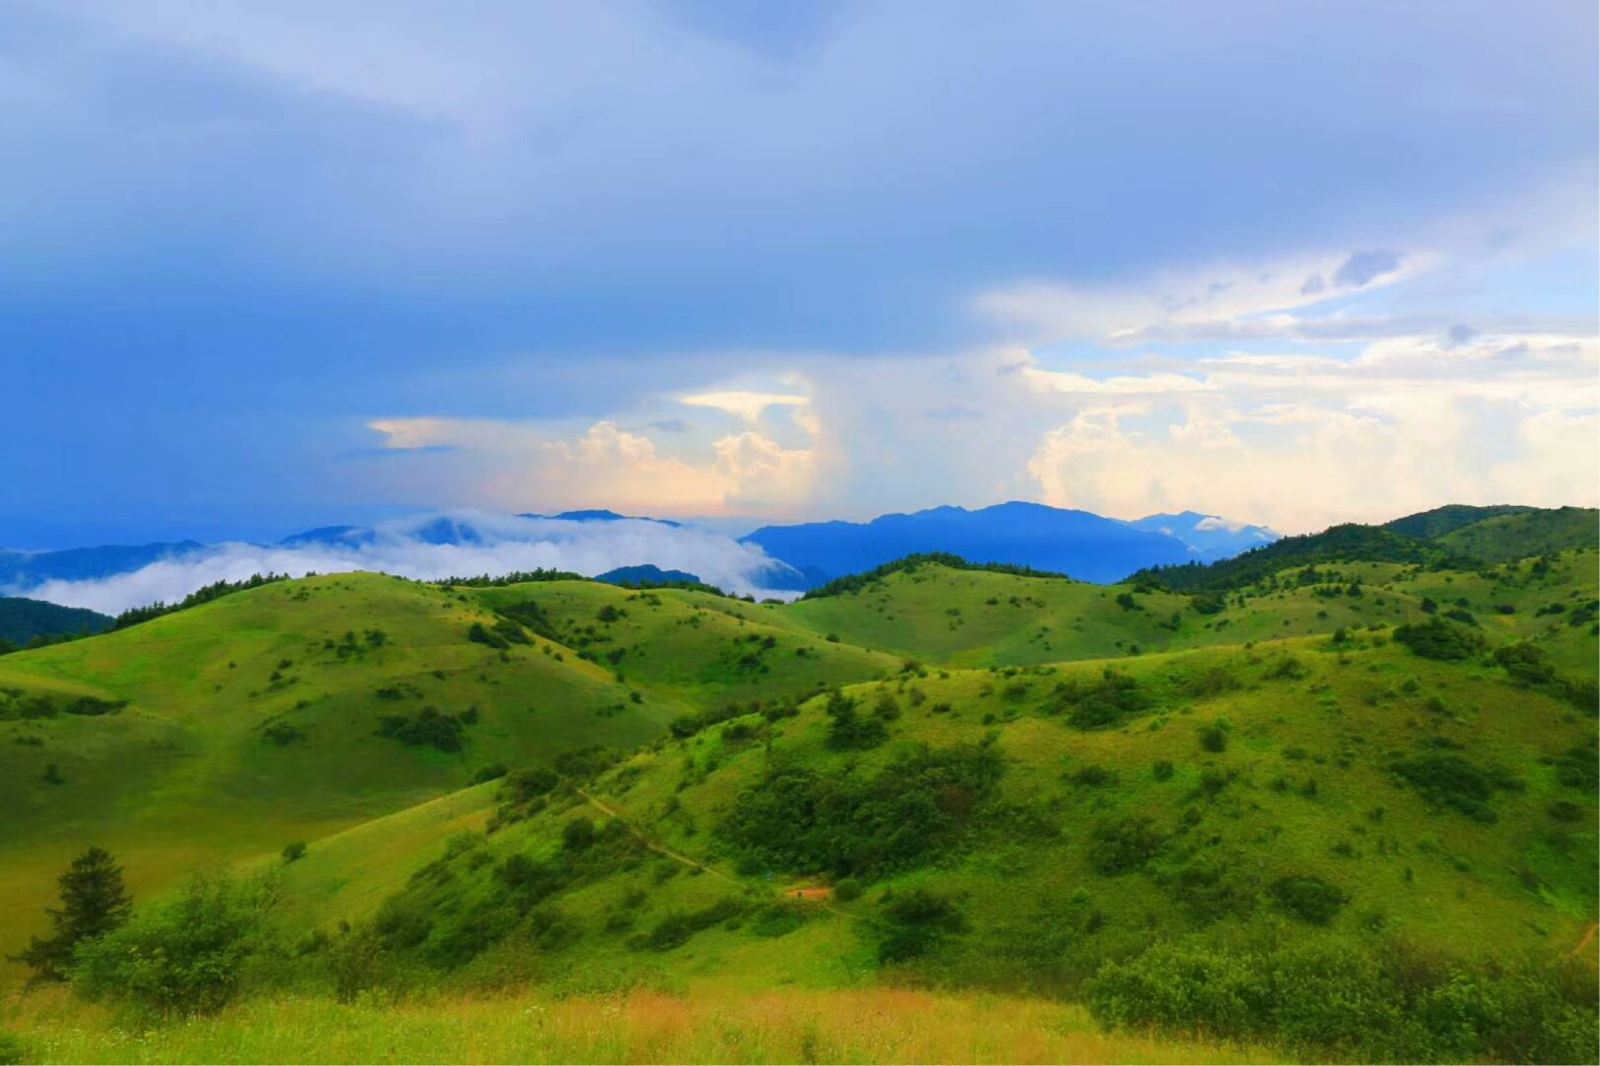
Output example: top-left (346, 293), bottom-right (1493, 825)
top-left (470, 763), bottom-right (509, 784)
top-left (466, 622), bottom-right (509, 649)
top-left (74, 874), bottom-right (277, 1015)
top-left (1393, 618), bottom-right (1484, 661)
top-left (1269, 874), bottom-right (1347, 924)
top-left (500, 767), bottom-right (559, 802)
top-left (1053, 669), bottom-right (1151, 730)
top-left (1090, 816), bottom-right (1166, 875)
top-left (1198, 722), bottom-right (1229, 753)
top-left (1390, 752), bottom-right (1521, 823)
top-left (261, 722), bottom-right (305, 746)
top-left (876, 889), bottom-right (965, 963)
top-left (824, 690), bottom-right (888, 750)
top-left (1088, 936), bottom-right (1597, 1063)
top-left (281, 841), bottom-right (307, 863)
top-left (719, 743), bottom-right (1002, 878)
top-left (561, 817), bottom-right (598, 852)
top-left (375, 707), bottom-right (470, 752)
top-left (833, 878), bottom-right (863, 902)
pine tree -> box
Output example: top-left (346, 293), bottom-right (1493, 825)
top-left (8, 846), bottom-right (132, 981)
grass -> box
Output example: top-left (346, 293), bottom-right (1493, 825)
top-left (0, 540), bottom-right (1593, 1061)
top-left (2, 984), bottom-right (1275, 1064)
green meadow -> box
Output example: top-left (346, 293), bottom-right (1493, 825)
top-left (0, 513), bottom-right (1595, 1063)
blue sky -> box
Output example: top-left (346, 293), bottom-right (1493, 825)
top-left (4, 0), bottom-right (1596, 546)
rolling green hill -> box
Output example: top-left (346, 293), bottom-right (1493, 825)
top-left (1135, 505), bottom-right (1597, 593)
top-left (0, 598), bottom-right (111, 648)
top-left (0, 532), bottom-right (1595, 1063)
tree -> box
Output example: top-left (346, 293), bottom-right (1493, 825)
top-left (9, 846), bottom-right (132, 981)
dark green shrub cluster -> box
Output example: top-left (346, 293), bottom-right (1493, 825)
top-left (1048, 668), bottom-right (1151, 730)
top-left (636, 897), bottom-right (744, 951)
top-left (824, 690), bottom-right (888, 750)
top-left (1393, 618), bottom-right (1485, 660)
top-left (875, 888), bottom-right (966, 963)
top-left (1197, 721), bottom-right (1229, 753)
top-left (261, 721), bottom-right (306, 746)
top-left (1390, 751), bottom-right (1522, 823)
top-left (375, 707), bottom-right (476, 752)
top-left (719, 743), bottom-right (1003, 878)
top-left (1268, 874), bottom-right (1347, 924)
top-left (1089, 816), bottom-right (1166, 875)
top-left (1087, 936), bottom-right (1597, 1063)
top-left (494, 600), bottom-right (558, 640)
top-left (74, 874), bottom-right (277, 1015)
top-left (467, 619), bottom-right (529, 649)
top-left (1552, 742), bottom-right (1598, 791)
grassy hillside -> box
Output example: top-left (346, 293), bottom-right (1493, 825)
top-left (1383, 503), bottom-right (1535, 540)
top-left (0, 540), bottom-right (1594, 1063)
top-left (0, 574), bottom-right (675, 961)
top-left (1436, 506), bottom-right (1599, 562)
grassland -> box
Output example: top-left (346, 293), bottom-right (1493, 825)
top-left (0, 533), bottom-right (1594, 1063)
top-left (3, 985), bottom-right (1274, 1065)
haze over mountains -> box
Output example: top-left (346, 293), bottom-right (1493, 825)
top-left (0, 502), bottom-right (1274, 615)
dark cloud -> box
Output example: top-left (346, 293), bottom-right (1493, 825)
top-left (1334, 250), bottom-right (1403, 288)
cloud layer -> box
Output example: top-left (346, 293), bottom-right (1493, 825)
top-left (10, 513), bottom-right (801, 615)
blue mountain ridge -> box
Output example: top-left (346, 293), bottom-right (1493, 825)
top-left (741, 501), bottom-right (1217, 586)
top-left (0, 504), bottom-right (1276, 598)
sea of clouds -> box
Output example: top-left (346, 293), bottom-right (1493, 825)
top-left (7, 512), bottom-right (802, 615)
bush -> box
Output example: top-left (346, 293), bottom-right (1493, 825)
top-left (876, 889), bottom-right (965, 963)
top-left (1390, 752), bottom-right (1521, 823)
top-left (375, 707), bottom-right (470, 752)
top-left (281, 841), bottom-right (307, 863)
top-left (824, 690), bottom-right (888, 750)
top-left (719, 743), bottom-right (1002, 878)
top-left (470, 763), bottom-right (508, 784)
top-left (466, 621), bottom-right (509, 650)
top-left (1052, 669), bottom-right (1151, 730)
top-left (1393, 618), bottom-right (1484, 661)
top-left (74, 874), bottom-right (277, 1015)
top-left (1269, 874), bottom-right (1347, 924)
top-left (1198, 722), bottom-right (1229, 753)
top-left (833, 878), bottom-right (863, 902)
top-left (1088, 936), bottom-right (1598, 1062)
top-left (1090, 816), bottom-right (1166, 875)
top-left (500, 766), bottom-right (560, 803)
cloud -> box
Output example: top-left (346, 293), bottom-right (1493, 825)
top-left (366, 417), bottom-right (817, 517)
top-left (1333, 249), bottom-right (1403, 287)
top-left (974, 245), bottom-right (1428, 346)
top-left (1023, 332), bottom-right (1600, 532)
top-left (679, 390), bottom-right (809, 423)
top-left (8, 512), bottom-right (802, 614)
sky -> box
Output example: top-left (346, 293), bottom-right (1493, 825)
top-left (4, 0), bottom-right (1597, 547)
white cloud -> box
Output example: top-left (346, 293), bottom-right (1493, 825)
top-left (9, 512), bottom-right (802, 614)
top-left (679, 390), bottom-right (809, 423)
top-left (367, 417), bottom-right (817, 517)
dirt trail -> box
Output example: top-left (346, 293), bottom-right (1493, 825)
top-left (1570, 921), bottom-right (1597, 961)
top-left (574, 787), bottom-right (852, 918)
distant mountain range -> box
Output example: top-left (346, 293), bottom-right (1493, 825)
top-left (0, 500), bottom-right (1590, 618)
top-left (0, 499), bottom-right (1273, 605)
top-left (740, 502), bottom-right (1276, 586)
